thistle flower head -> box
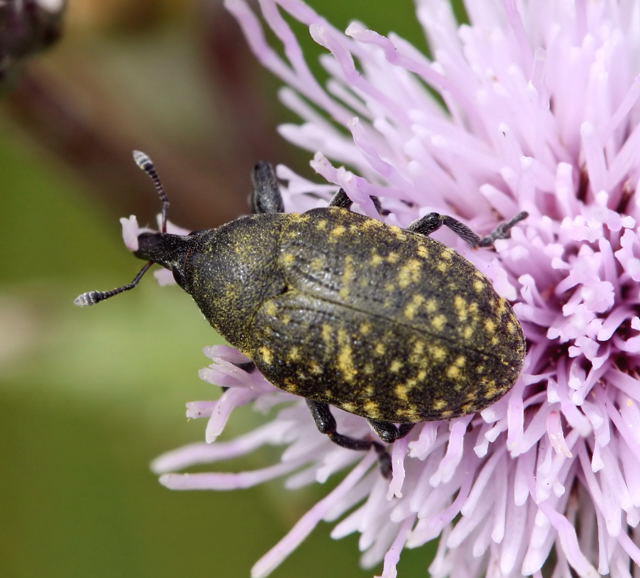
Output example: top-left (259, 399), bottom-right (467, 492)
top-left (135, 1), bottom-right (640, 576)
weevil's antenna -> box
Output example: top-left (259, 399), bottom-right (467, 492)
top-left (74, 149), bottom-right (170, 308)
top-left (133, 150), bottom-right (170, 233)
top-left (74, 262), bottom-right (153, 307)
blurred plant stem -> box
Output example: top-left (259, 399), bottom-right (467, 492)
top-left (3, 1), bottom-right (287, 229)
top-left (200, 2), bottom-right (283, 164)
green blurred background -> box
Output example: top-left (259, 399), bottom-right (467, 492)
top-left (0, 1), bottom-right (449, 576)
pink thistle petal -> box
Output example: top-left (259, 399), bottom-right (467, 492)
top-left (185, 401), bottom-right (215, 419)
top-left (547, 410), bottom-right (573, 458)
top-left (429, 417), bottom-right (471, 486)
top-left (205, 388), bottom-right (258, 442)
top-left (251, 453), bottom-right (376, 578)
top-left (203, 345), bottom-right (251, 364)
top-left (153, 269), bottom-right (176, 286)
top-left (386, 436), bottom-right (409, 500)
top-left (375, 517), bottom-right (414, 578)
top-left (159, 460), bottom-right (303, 491)
top-left (151, 422), bottom-right (287, 473)
top-left (119, 216), bottom-right (141, 251)
top-left (538, 500), bottom-right (599, 577)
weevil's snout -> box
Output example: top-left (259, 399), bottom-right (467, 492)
top-left (134, 232), bottom-right (189, 269)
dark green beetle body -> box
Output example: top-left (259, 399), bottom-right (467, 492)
top-left (77, 153), bottom-right (527, 475)
top-left (138, 206), bottom-right (525, 423)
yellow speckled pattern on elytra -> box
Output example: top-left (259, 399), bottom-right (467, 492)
top-left (288, 346), bottom-right (301, 361)
top-left (337, 328), bottom-right (357, 382)
top-left (192, 207), bottom-right (525, 424)
top-left (263, 301), bottom-right (277, 316)
top-left (282, 253), bottom-right (295, 266)
top-left (310, 256), bottom-right (325, 270)
top-left (485, 319), bottom-right (496, 333)
top-left (453, 295), bottom-right (468, 321)
top-left (370, 251), bottom-right (384, 266)
top-left (387, 251), bottom-right (400, 264)
top-left (395, 384), bottom-right (409, 400)
top-left (390, 359), bottom-right (403, 372)
top-left (258, 346), bottom-right (273, 365)
top-left (364, 400), bottom-right (381, 418)
top-left (430, 345), bottom-right (447, 361)
top-left (431, 314), bottom-right (447, 331)
top-left (397, 259), bottom-right (422, 288)
top-left (339, 256), bottom-right (355, 300)
top-left (441, 247), bottom-right (455, 260)
top-left (404, 294), bottom-right (425, 320)
top-left (283, 377), bottom-right (298, 392)
top-left (329, 225), bottom-right (346, 241)
top-left (321, 324), bottom-right (332, 345)
top-left (292, 213), bottom-right (311, 222)
top-left (446, 365), bottom-right (461, 379)
top-left (417, 245), bottom-right (429, 259)
top-left (309, 361), bottom-right (323, 375)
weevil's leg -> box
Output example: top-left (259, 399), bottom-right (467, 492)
top-left (329, 188), bottom-right (352, 209)
top-left (221, 361), bottom-right (256, 392)
top-left (408, 211), bottom-right (528, 248)
top-left (236, 361), bottom-right (256, 373)
top-left (476, 211), bottom-right (529, 246)
top-left (369, 419), bottom-right (398, 443)
top-left (368, 420), bottom-right (416, 443)
top-left (220, 361), bottom-right (256, 392)
top-left (307, 400), bottom-right (392, 478)
top-left (329, 190), bottom-right (389, 216)
top-left (251, 162), bottom-right (285, 214)
top-left (370, 196), bottom-right (389, 216)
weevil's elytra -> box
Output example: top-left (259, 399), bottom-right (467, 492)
top-left (75, 152), bottom-right (527, 477)
top-left (231, 207), bottom-right (526, 423)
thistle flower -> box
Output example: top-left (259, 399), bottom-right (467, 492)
top-left (143, 1), bottom-right (640, 576)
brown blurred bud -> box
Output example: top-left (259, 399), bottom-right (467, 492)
top-left (0, 0), bottom-right (65, 78)
top-left (66, 0), bottom-right (187, 32)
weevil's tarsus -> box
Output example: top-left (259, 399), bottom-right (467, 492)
top-left (74, 261), bottom-right (153, 307)
top-left (327, 189), bottom-right (389, 216)
top-left (477, 211), bottom-right (529, 247)
top-left (408, 211), bottom-right (528, 248)
top-left (133, 150), bottom-right (170, 233)
top-left (328, 188), bottom-right (352, 209)
top-left (368, 420), bottom-right (415, 443)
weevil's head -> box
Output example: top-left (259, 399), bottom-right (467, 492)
top-left (74, 150), bottom-right (206, 307)
top-left (134, 232), bottom-right (192, 289)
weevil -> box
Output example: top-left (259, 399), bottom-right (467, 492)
top-left (76, 151), bottom-right (527, 476)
